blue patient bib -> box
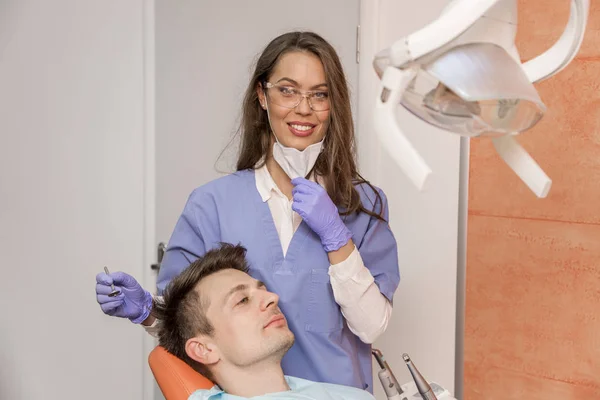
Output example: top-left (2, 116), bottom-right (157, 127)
top-left (188, 375), bottom-right (376, 400)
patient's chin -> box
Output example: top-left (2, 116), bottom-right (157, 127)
top-left (259, 335), bottom-right (294, 365)
top-left (230, 331), bottom-right (295, 368)
top-left (270, 329), bottom-right (295, 357)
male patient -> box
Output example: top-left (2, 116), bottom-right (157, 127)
top-left (153, 242), bottom-right (375, 400)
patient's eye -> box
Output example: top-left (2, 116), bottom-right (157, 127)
top-left (237, 296), bottom-right (249, 306)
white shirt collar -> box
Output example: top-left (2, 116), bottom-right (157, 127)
top-left (255, 163), bottom-right (281, 202)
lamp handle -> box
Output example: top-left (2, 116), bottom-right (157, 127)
top-left (373, 66), bottom-right (432, 191)
top-left (492, 135), bottom-right (552, 198)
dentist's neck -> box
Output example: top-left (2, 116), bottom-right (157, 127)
top-left (213, 359), bottom-right (289, 397)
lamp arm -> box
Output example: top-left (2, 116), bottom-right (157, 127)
top-left (374, 0), bottom-right (502, 73)
top-left (522, 0), bottom-right (590, 83)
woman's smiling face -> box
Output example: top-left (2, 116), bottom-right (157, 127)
top-left (257, 51), bottom-right (330, 151)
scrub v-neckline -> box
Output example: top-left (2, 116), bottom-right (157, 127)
top-left (248, 170), bottom-right (311, 273)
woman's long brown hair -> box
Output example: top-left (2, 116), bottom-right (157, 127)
top-left (233, 31), bottom-right (384, 221)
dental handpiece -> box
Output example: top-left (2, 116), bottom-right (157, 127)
top-left (104, 266), bottom-right (121, 297)
top-left (372, 349), bottom-right (404, 399)
top-left (403, 353), bottom-right (438, 400)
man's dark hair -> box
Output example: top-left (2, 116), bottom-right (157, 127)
top-left (153, 242), bottom-right (250, 379)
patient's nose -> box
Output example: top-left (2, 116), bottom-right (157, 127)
top-left (261, 290), bottom-right (279, 310)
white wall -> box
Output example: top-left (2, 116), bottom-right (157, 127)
top-left (0, 1), bottom-right (151, 398)
top-left (357, 1), bottom-right (462, 398)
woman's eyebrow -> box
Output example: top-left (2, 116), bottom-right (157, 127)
top-left (276, 77), bottom-right (327, 90)
top-left (276, 77), bottom-right (298, 85)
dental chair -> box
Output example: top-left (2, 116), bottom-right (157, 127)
top-left (148, 346), bottom-right (214, 400)
top-left (148, 345), bottom-right (455, 400)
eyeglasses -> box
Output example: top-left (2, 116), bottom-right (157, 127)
top-left (263, 82), bottom-right (330, 111)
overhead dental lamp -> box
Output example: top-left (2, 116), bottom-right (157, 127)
top-left (373, 0), bottom-right (590, 198)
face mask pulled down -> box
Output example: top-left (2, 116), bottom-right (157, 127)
top-left (265, 98), bottom-right (324, 179)
top-left (272, 139), bottom-right (323, 180)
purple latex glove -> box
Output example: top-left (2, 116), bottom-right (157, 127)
top-left (96, 271), bottom-right (153, 324)
top-left (291, 177), bottom-right (353, 252)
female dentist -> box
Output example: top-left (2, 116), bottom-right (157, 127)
top-left (96, 31), bottom-right (400, 393)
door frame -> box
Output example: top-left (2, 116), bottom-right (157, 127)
top-left (142, 0), bottom-right (158, 398)
top-left (357, 0), bottom-right (384, 184)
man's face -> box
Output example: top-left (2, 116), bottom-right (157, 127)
top-left (199, 269), bottom-right (294, 367)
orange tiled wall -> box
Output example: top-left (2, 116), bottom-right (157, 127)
top-left (464, 1), bottom-right (600, 399)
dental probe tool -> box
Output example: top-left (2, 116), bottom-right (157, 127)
top-left (104, 266), bottom-right (121, 297)
top-left (403, 353), bottom-right (438, 400)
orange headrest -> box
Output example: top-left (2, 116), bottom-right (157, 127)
top-left (148, 346), bottom-right (214, 400)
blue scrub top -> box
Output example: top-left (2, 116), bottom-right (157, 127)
top-left (157, 169), bottom-right (400, 392)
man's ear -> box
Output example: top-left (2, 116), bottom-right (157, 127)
top-left (256, 84), bottom-right (267, 109)
top-left (185, 336), bottom-right (220, 366)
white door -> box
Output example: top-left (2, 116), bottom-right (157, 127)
top-left (152, 1), bottom-right (359, 399)
top-left (0, 1), bottom-right (151, 399)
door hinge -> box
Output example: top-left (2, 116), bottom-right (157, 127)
top-left (356, 25), bottom-right (361, 64)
